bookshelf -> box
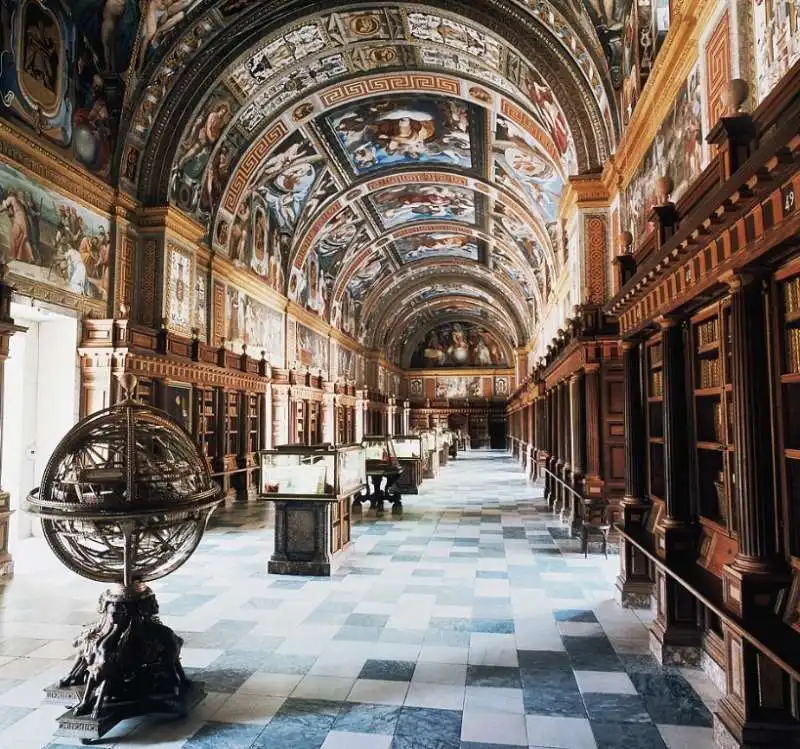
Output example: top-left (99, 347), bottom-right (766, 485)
top-left (778, 267), bottom-right (800, 555)
top-left (690, 303), bottom-right (736, 529)
top-left (225, 390), bottom-right (241, 457)
top-left (194, 386), bottom-right (218, 465)
top-left (308, 401), bottom-right (320, 445)
top-left (646, 337), bottom-right (665, 502)
top-left (245, 393), bottom-right (261, 454)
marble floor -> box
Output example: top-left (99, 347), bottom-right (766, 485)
top-left (0, 451), bottom-right (722, 749)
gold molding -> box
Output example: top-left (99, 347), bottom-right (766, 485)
top-left (0, 120), bottom-right (136, 219)
top-left (612, 0), bottom-right (720, 189)
top-left (138, 206), bottom-right (206, 245)
top-left (287, 300), bottom-right (332, 338)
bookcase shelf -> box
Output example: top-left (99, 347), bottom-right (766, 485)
top-left (646, 337), bottom-right (665, 502)
top-left (691, 303), bottom-right (735, 531)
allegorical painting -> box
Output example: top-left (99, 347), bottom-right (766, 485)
top-left (337, 344), bottom-right (356, 382)
top-left (0, 0), bottom-right (141, 177)
top-left (435, 376), bottom-right (481, 399)
top-left (289, 208), bottom-right (363, 319)
top-left (754, 0), bottom-right (800, 102)
top-left (252, 133), bottom-right (326, 236)
top-left (0, 163), bottom-right (111, 301)
top-left (493, 115), bottom-right (563, 223)
top-left (626, 65), bottom-right (704, 244)
top-left (327, 95), bottom-right (474, 174)
top-left (170, 91), bottom-right (236, 213)
top-left (370, 184), bottom-right (476, 228)
top-left (409, 322), bottom-right (508, 369)
top-left (296, 322), bottom-right (328, 371)
top-left (394, 232), bottom-right (479, 263)
top-left (225, 286), bottom-right (284, 365)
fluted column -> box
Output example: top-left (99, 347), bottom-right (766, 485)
top-left (616, 340), bottom-right (654, 609)
top-left (569, 372), bottom-right (585, 479)
top-left (723, 272), bottom-right (787, 618)
top-left (622, 342), bottom-right (646, 507)
top-left (650, 318), bottom-right (701, 665)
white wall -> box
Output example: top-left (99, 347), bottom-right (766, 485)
top-left (2, 303), bottom-right (78, 546)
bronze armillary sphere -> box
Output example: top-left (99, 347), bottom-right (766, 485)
top-left (25, 374), bottom-right (223, 743)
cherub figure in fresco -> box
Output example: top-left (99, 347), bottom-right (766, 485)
top-left (0, 188), bottom-right (34, 263)
top-left (101, 0), bottom-right (127, 71)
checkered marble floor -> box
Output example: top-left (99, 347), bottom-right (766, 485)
top-left (0, 451), bottom-right (722, 749)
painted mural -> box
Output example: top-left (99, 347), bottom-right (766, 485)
top-left (580, 0), bottom-right (636, 88)
top-left (626, 65), bottom-right (704, 244)
top-left (224, 286), bottom-right (284, 365)
top-left (170, 92), bottom-right (236, 214)
top-left (0, 162), bottom-right (111, 301)
top-left (296, 322), bottom-right (328, 371)
top-left (0, 0), bottom-right (136, 177)
top-left (166, 247), bottom-right (191, 330)
top-left (327, 96), bottom-right (474, 174)
top-left (754, 0), bottom-right (800, 102)
top-left (135, 0), bottom-right (204, 73)
top-left (417, 284), bottom-right (493, 304)
top-left (394, 233), bottom-right (479, 262)
top-left (409, 322), bottom-right (508, 368)
top-left (435, 376), bottom-right (481, 399)
top-left (494, 115), bottom-right (563, 222)
top-left (370, 184), bottom-right (476, 228)
top-left (252, 133), bottom-right (326, 235)
top-left (289, 208), bottom-right (364, 318)
top-left (337, 344), bottom-right (356, 381)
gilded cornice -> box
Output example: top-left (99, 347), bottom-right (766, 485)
top-left (613, 0), bottom-right (720, 188)
top-left (0, 120), bottom-right (128, 218)
top-left (287, 301), bottom-right (332, 338)
top-left (559, 174), bottom-right (611, 221)
top-left (210, 255), bottom-right (287, 314)
top-left (404, 368), bottom-right (514, 378)
top-left (138, 206), bottom-right (206, 246)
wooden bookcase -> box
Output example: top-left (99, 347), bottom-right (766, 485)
top-left (225, 390), bottom-right (241, 457)
top-left (294, 400), bottom-right (306, 444)
top-left (645, 336), bottom-right (665, 502)
top-left (690, 302), bottom-right (736, 529)
top-left (194, 386), bottom-right (218, 465)
top-left (308, 401), bottom-right (320, 445)
top-left (245, 393), bottom-right (261, 454)
top-left (776, 264), bottom-right (800, 556)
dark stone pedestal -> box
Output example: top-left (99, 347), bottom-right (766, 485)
top-left (43, 584), bottom-right (201, 743)
top-left (268, 499), bottom-right (335, 576)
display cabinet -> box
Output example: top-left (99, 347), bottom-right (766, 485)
top-left (437, 429), bottom-right (451, 466)
top-left (420, 429), bottom-right (440, 479)
top-left (258, 443), bottom-right (365, 575)
top-left (360, 435), bottom-right (403, 511)
top-left (393, 435), bottom-right (423, 494)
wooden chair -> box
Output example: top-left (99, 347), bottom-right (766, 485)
top-left (581, 498), bottom-right (611, 558)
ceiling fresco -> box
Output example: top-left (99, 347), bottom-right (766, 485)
top-left (116, 0), bottom-right (623, 366)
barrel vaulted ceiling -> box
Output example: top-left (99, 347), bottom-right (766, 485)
top-left (120, 0), bottom-right (619, 365)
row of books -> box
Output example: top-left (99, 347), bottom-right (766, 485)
top-left (649, 370), bottom-right (663, 398)
top-left (699, 357), bottom-right (722, 389)
top-left (697, 318), bottom-right (720, 348)
top-left (786, 327), bottom-right (800, 374)
top-left (784, 276), bottom-right (800, 315)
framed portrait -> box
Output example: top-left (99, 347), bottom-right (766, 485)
top-left (165, 382), bottom-right (193, 433)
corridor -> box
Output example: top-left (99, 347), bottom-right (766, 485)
top-left (0, 453), bottom-right (719, 749)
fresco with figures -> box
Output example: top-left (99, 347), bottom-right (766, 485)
top-left (493, 115), bottom-right (563, 223)
top-left (0, 0), bottom-right (141, 177)
top-left (625, 65), bottom-right (704, 244)
top-left (435, 376), bottom-right (482, 399)
top-left (224, 286), bottom-right (284, 366)
top-left (324, 96), bottom-right (476, 174)
top-left (754, 0), bottom-right (800, 102)
top-left (394, 233), bottom-right (479, 263)
top-left (369, 184), bottom-right (477, 228)
top-left (0, 163), bottom-right (110, 301)
top-left (295, 322), bottom-right (328, 371)
top-left (337, 344), bottom-right (356, 382)
top-left (409, 322), bottom-right (509, 369)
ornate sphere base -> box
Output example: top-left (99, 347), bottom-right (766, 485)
top-left (44, 583), bottom-right (204, 743)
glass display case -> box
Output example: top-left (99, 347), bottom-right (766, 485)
top-left (259, 443), bottom-right (365, 500)
top-left (362, 435), bottom-right (399, 466)
top-left (393, 435), bottom-right (423, 494)
top-left (258, 444), bottom-right (365, 577)
top-left (420, 429), bottom-right (440, 479)
top-left (393, 435), bottom-right (423, 459)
